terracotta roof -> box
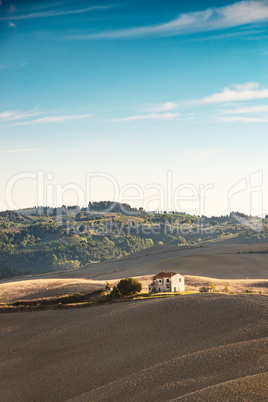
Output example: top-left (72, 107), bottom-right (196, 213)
top-left (153, 271), bottom-right (178, 279)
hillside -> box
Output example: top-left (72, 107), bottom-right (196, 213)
top-left (8, 242), bottom-right (267, 283)
top-left (1, 274), bottom-right (268, 304)
top-left (1, 206), bottom-right (268, 280)
top-left (0, 294), bottom-right (267, 401)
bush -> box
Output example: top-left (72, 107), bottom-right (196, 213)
top-left (209, 282), bottom-right (216, 292)
top-left (109, 286), bottom-right (120, 299)
top-left (199, 286), bottom-right (209, 292)
top-left (117, 278), bottom-right (142, 296)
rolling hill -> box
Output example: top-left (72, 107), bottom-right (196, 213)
top-left (9, 242), bottom-right (268, 282)
top-left (0, 294), bottom-right (267, 401)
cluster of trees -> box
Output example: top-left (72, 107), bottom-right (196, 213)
top-left (237, 228), bottom-right (268, 243)
top-left (0, 222), bottom-right (59, 257)
top-left (51, 255), bottom-right (80, 271)
top-left (88, 201), bottom-right (140, 214)
top-left (0, 266), bottom-right (34, 280)
top-left (0, 226), bottom-right (156, 277)
top-left (109, 278), bottom-right (142, 298)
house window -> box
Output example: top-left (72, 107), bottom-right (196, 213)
top-left (166, 278), bottom-right (169, 283)
top-left (159, 280), bottom-right (162, 283)
top-left (179, 278), bottom-right (181, 282)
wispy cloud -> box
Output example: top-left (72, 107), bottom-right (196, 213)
top-left (29, 2), bottom-right (67, 12)
top-left (182, 27), bottom-right (268, 43)
top-left (152, 102), bottom-right (178, 112)
top-left (111, 112), bottom-right (180, 122)
top-left (67, 1), bottom-right (268, 40)
top-left (220, 104), bottom-right (268, 114)
top-left (8, 4), bottom-right (16, 13)
top-left (0, 109), bottom-right (91, 126)
top-left (0, 5), bottom-right (112, 21)
top-left (0, 110), bottom-right (40, 122)
top-left (8, 22), bottom-right (16, 28)
top-left (0, 148), bottom-right (37, 154)
top-left (0, 62), bottom-right (27, 69)
top-left (181, 149), bottom-right (222, 161)
top-left (13, 113), bottom-right (91, 125)
top-left (219, 116), bottom-right (268, 123)
top-left (198, 82), bottom-right (268, 104)
top-left (259, 49), bottom-right (268, 55)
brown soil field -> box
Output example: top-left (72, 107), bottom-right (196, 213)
top-left (1, 242), bottom-right (267, 302)
top-left (1, 243), bottom-right (267, 400)
top-left (6, 243), bottom-right (266, 283)
top-left (0, 278), bottom-right (108, 302)
top-left (0, 294), bottom-right (267, 401)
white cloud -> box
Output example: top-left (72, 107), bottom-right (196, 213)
top-left (14, 114), bottom-right (91, 125)
top-left (220, 104), bottom-right (268, 114)
top-left (198, 82), bottom-right (268, 104)
top-left (0, 148), bottom-right (37, 154)
top-left (68, 1), bottom-right (268, 40)
top-left (0, 5), bottom-right (111, 21)
top-left (154, 102), bottom-right (178, 112)
top-left (8, 22), bottom-right (16, 28)
top-left (0, 110), bottom-right (91, 126)
top-left (111, 112), bottom-right (180, 122)
top-left (181, 149), bottom-right (221, 161)
top-left (0, 110), bottom-right (40, 122)
top-left (219, 116), bottom-right (268, 123)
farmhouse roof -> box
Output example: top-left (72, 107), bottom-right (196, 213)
top-left (153, 271), bottom-right (178, 279)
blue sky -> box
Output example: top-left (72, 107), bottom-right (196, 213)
top-left (1, 0), bottom-right (268, 216)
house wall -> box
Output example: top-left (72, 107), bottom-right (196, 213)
top-left (154, 277), bottom-right (171, 293)
top-left (170, 275), bottom-right (184, 292)
top-left (148, 274), bottom-right (184, 293)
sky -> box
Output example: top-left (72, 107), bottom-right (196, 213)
top-left (1, 0), bottom-right (268, 216)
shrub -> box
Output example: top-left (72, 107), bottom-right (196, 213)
top-left (109, 286), bottom-right (120, 299)
top-left (209, 282), bottom-right (216, 292)
top-left (117, 278), bottom-right (142, 296)
top-left (199, 286), bottom-right (209, 292)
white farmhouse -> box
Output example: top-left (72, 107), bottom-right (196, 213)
top-left (148, 271), bottom-right (184, 293)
